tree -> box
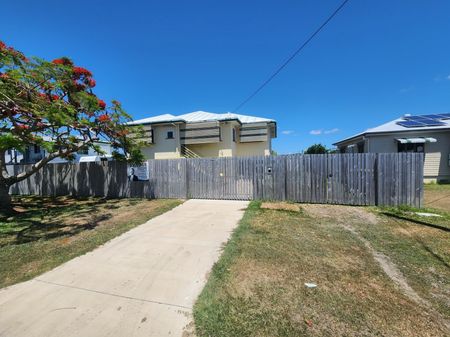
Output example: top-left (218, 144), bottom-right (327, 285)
top-left (304, 143), bottom-right (328, 154)
top-left (0, 40), bottom-right (145, 212)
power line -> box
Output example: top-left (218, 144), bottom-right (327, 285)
top-left (232, 0), bottom-right (351, 113)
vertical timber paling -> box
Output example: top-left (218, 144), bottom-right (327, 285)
top-left (6, 153), bottom-right (424, 207)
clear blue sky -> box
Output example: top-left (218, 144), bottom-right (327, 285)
top-left (1, 0), bottom-right (449, 153)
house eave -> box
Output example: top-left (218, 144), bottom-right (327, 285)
top-left (334, 126), bottom-right (450, 147)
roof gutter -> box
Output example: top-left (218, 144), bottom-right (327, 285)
top-left (334, 126), bottom-right (450, 146)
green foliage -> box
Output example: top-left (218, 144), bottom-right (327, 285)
top-left (0, 132), bottom-right (24, 152)
top-left (0, 40), bottom-right (145, 170)
top-left (304, 143), bottom-right (328, 154)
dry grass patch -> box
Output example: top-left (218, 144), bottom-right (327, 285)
top-left (424, 183), bottom-right (450, 212)
top-left (261, 202), bottom-right (301, 212)
top-left (194, 201), bottom-right (449, 337)
top-left (0, 196), bottom-right (182, 288)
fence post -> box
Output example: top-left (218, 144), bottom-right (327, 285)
top-left (8, 153), bottom-right (424, 207)
top-left (374, 153), bottom-right (379, 206)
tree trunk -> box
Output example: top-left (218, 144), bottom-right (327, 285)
top-left (0, 182), bottom-right (12, 214)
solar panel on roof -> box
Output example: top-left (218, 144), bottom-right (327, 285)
top-left (397, 120), bottom-right (426, 127)
top-left (404, 116), bottom-right (429, 121)
top-left (397, 119), bottom-right (445, 128)
top-left (400, 113), bottom-right (449, 128)
top-left (418, 114), bottom-right (447, 120)
top-left (424, 121), bottom-right (446, 126)
top-left (405, 116), bottom-right (444, 123)
top-left (405, 113), bottom-right (450, 120)
top-left (437, 113), bottom-right (450, 119)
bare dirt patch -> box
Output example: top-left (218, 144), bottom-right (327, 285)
top-left (302, 203), bottom-right (378, 224)
top-left (194, 202), bottom-right (449, 336)
top-left (303, 203), bottom-right (450, 331)
top-left (424, 185), bottom-right (450, 212)
top-left (260, 202), bottom-right (301, 212)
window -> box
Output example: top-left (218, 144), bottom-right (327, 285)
top-left (232, 128), bottom-right (236, 142)
top-left (167, 131), bottom-right (174, 139)
top-left (398, 143), bottom-right (425, 153)
top-left (357, 142), bottom-right (364, 153)
top-left (78, 147), bottom-right (89, 155)
top-left (34, 145), bottom-right (41, 154)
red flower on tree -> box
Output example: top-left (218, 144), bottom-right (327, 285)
top-left (0, 41), bottom-right (144, 212)
top-left (98, 114), bottom-right (110, 123)
top-left (86, 78), bottom-right (96, 87)
top-left (52, 57), bottom-right (73, 66)
top-left (72, 66), bottom-right (92, 78)
top-left (98, 99), bottom-right (106, 109)
top-left (5, 46), bottom-right (28, 62)
top-left (71, 80), bottom-right (85, 91)
top-left (116, 129), bottom-right (129, 136)
top-left (15, 124), bottom-right (30, 131)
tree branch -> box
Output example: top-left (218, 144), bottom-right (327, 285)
top-left (0, 149), bottom-right (10, 183)
top-left (9, 138), bottom-right (97, 185)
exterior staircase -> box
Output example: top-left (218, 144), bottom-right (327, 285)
top-left (181, 145), bottom-right (201, 158)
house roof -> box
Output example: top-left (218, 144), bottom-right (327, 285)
top-left (127, 111), bottom-right (276, 126)
top-left (334, 113), bottom-right (450, 146)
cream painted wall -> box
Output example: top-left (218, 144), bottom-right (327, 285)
top-left (236, 123), bottom-right (272, 157)
top-left (140, 121), bottom-right (273, 159)
top-left (141, 124), bottom-right (181, 159)
top-left (187, 122), bottom-right (238, 157)
top-left (341, 131), bottom-right (450, 181)
top-left (236, 141), bottom-right (271, 156)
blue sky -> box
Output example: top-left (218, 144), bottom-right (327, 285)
top-left (1, 0), bottom-right (450, 153)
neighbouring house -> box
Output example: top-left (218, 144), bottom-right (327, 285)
top-left (333, 113), bottom-right (450, 183)
top-left (4, 139), bottom-right (113, 165)
top-left (128, 111), bottom-right (277, 159)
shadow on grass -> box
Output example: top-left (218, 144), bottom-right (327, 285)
top-left (0, 196), bottom-right (116, 246)
top-left (11, 214), bottom-right (111, 245)
top-left (380, 212), bottom-right (450, 233)
top-left (416, 237), bottom-right (450, 270)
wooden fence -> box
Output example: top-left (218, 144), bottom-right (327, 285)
top-left (7, 153), bottom-right (424, 207)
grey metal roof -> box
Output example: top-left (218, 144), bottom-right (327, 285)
top-left (334, 113), bottom-right (450, 145)
top-left (127, 111), bottom-right (276, 125)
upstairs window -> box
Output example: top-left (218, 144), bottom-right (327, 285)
top-left (34, 145), bottom-right (41, 154)
top-left (167, 131), bottom-right (174, 139)
top-left (232, 128), bottom-right (236, 142)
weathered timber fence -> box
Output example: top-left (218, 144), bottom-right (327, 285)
top-left (7, 153), bottom-right (424, 207)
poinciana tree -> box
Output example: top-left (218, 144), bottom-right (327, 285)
top-left (0, 40), bottom-right (145, 212)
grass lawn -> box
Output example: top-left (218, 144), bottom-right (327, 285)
top-left (424, 183), bottom-right (450, 211)
top-left (0, 196), bottom-right (182, 289)
top-left (372, 204), bottom-right (450, 317)
top-left (194, 201), bottom-right (449, 337)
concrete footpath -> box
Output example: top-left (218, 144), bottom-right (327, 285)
top-left (0, 199), bottom-right (248, 337)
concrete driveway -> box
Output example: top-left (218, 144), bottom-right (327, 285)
top-left (0, 199), bottom-right (248, 337)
